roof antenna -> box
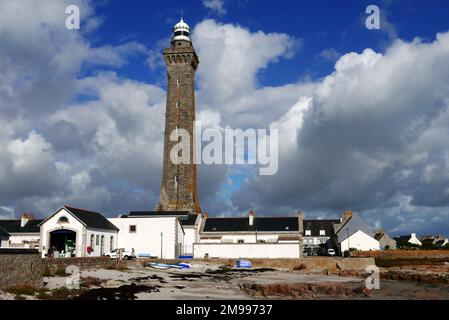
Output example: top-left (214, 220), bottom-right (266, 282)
top-left (181, 9), bottom-right (184, 22)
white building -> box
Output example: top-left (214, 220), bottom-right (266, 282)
top-left (394, 233), bottom-right (422, 247)
top-left (180, 214), bottom-right (203, 256)
top-left (0, 214), bottom-right (42, 248)
top-left (39, 206), bottom-right (119, 258)
top-left (109, 211), bottom-right (188, 260)
top-left (194, 211), bottom-right (303, 259)
top-left (334, 211), bottom-right (380, 254)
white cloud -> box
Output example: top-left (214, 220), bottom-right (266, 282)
top-left (232, 32), bottom-right (449, 236)
top-left (193, 20), bottom-right (302, 128)
top-left (202, 0), bottom-right (227, 15)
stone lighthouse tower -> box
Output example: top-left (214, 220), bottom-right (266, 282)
top-left (156, 18), bottom-right (202, 213)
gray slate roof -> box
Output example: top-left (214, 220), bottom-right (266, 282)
top-left (303, 219), bottom-right (340, 237)
top-left (335, 212), bottom-right (374, 243)
top-left (0, 226), bottom-right (10, 238)
top-left (203, 217), bottom-right (298, 233)
top-left (0, 220), bottom-right (42, 234)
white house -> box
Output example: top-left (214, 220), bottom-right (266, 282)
top-left (194, 211), bottom-right (303, 259)
top-left (39, 206), bottom-right (119, 258)
top-left (394, 233), bottom-right (422, 247)
top-left (109, 211), bottom-right (187, 260)
top-left (180, 214), bottom-right (202, 256)
top-left (0, 214), bottom-right (42, 248)
top-left (334, 211), bottom-right (380, 253)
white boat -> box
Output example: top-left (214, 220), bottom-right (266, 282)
top-left (147, 263), bottom-right (170, 270)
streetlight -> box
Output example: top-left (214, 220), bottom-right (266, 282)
top-left (160, 232), bottom-right (163, 260)
top-left (346, 228), bottom-right (350, 257)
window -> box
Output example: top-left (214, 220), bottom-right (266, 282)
top-left (129, 225), bottom-right (137, 233)
top-left (95, 235), bottom-right (99, 246)
top-left (237, 240), bottom-right (244, 244)
top-left (110, 236), bottom-right (114, 250)
top-left (58, 216), bottom-right (69, 224)
top-left (90, 235), bottom-right (94, 248)
top-left (320, 229), bottom-right (326, 236)
top-left (305, 230), bottom-right (311, 236)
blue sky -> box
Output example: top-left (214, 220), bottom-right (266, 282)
top-left (83, 0), bottom-right (449, 85)
top-left (1, 0), bottom-right (449, 237)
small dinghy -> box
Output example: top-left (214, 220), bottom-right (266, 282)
top-left (147, 263), bottom-right (170, 270)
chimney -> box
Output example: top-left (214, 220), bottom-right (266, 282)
top-left (249, 210), bottom-right (255, 226)
top-left (21, 213), bottom-right (34, 227)
top-left (343, 210), bottom-right (353, 221)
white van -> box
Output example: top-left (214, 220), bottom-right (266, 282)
top-left (104, 248), bottom-right (136, 260)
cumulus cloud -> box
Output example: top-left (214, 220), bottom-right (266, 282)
top-left (232, 32), bottom-right (449, 236)
top-left (202, 0), bottom-right (227, 15)
top-left (1, 0), bottom-right (449, 237)
top-left (193, 20), bottom-right (303, 128)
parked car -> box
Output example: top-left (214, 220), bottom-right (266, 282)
top-left (104, 248), bottom-right (136, 260)
top-left (327, 248), bottom-right (336, 256)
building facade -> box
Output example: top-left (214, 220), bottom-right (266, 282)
top-left (109, 211), bottom-right (187, 259)
top-left (0, 214), bottom-right (42, 249)
top-left (39, 206), bottom-right (119, 258)
top-left (374, 231), bottom-right (397, 250)
top-left (303, 219), bottom-right (340, 256)
top-left (193, 211), bottom-right (304, 259)
top-left (334, 211), bottom-right (380, 254)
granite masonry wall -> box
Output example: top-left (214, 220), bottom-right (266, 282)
top-left (41, 257), bottom-right (116, 275)
top-left (0, 249), bottom-right (43, 289)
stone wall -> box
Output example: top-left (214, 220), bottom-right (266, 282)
top-left (41, 257), bottom-right (116, 275)
top-left (0, 249), bottom-right (43, 289)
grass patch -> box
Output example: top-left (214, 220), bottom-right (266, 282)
top-left (6, 285), bottom-right (37, 296)
top-left (104, 265), bottom-right (131, 271)
top-left (37, 287), bottom-right (85, 300)
top-left (54, 268), bottom-right (70, 277)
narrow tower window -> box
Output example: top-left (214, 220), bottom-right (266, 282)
top-left (174, 175), bottom-right (179, 190)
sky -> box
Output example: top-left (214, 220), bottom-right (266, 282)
top-left (1, 0), bottom-right (449, 237)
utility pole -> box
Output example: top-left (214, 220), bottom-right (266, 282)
top-left (160, 232), bottom-right (163, 260)
top-left (346, 228), bottom-right (350, 257)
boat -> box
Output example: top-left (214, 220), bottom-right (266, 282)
top-left (147, 263), bottom-right (170, 270)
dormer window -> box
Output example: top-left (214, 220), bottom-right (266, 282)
top-left (320, 229), bottom-right (326, 236)
top-left (305, 230), bottom-right (311, 236)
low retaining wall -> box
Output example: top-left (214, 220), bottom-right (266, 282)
top-left (0, 249), bottom-right (43, 289)
top-left (353, 250), bottom-right (449, 259)
top-left (193, 243), bottom-right (301, 259)
top-left (42, 257), bottom-right (116, 275)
